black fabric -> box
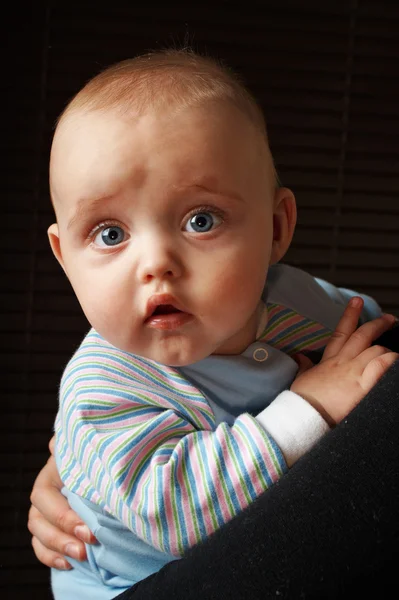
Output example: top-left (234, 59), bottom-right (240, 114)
top-left (115, 329), bottom-right (399, 599)
top-left (374, 321), bottom-right (399, 353)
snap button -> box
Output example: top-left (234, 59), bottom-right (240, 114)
top-left (253, 347), bottom-right (268, 362)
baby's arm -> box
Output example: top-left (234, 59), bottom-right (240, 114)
top-left (56, 337), bottom-right (290, 558)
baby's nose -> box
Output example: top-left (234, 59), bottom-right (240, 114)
top-left (137, 243), bottom-right (183, 283)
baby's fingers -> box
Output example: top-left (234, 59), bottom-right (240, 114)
top-left (322, 297), bottom-right (364, 360)
top-left (324, 304), bottom-right (396, 362)
top-left (340, 314), bottom-right (397, 360)
top-left (361, 351), bottom-right (399, 394)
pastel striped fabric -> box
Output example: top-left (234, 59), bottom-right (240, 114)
top-left (56, 330), bottom-right (286, 557)
top-left (260, 303), bottom-right (332, 355)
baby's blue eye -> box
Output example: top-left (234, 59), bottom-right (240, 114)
top-left (94, 226), bottom-right (125, 247)
top-left (185, 212), bottom-right (220, 233)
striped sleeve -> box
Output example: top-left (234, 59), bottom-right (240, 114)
top-left (56, 330), bottom-right (287, 557)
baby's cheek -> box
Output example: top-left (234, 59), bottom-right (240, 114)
top-left (80, 288), bottom-right (118, 332)
top-left (206, 269), bottom-right (256, 318)
top-left (217, 258), bottom-right (264, 299)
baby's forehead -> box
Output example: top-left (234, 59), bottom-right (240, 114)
top-left (52, 103), bottom-right (262, 177)
top-left (51, 102), bottom-right (275, 199)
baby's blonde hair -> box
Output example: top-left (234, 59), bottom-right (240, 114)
top-left (57, 48), bottom-right (279, 185)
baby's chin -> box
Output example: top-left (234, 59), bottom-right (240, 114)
top-left (145, 346), bottom-right (210, 367)
top-left (130, 339), bottom-right (214, 367)
top-left (100, 328), bottom-right (220, 366)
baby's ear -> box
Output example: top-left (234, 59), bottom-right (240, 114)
top-left (270, 187), bottom-right (297, 264)
top-left (47, 223), bottom-right (66, 272)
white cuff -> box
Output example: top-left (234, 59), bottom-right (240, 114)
top-left (256, 390), bottom-right (330, 467)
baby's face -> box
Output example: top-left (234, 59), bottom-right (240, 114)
top-left (49, 103), bottom-right (292, 365)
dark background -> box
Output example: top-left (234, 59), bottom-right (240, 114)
top-left (2, 1), bottom-right (398, 598)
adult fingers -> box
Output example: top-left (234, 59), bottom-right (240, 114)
top-left (49, 435), bottom-right (55, 455)
top-left (27, 504), bottom-right (88, 564)
top-left (31, 534), bottom-right (72, 570)
top-left (30, 456), bottom-right (96, 543)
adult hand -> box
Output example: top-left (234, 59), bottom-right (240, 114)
top-left (28, 437), bottom-right (97, 569)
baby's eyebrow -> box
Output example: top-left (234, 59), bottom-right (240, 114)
top-left (67, 194), bottom-right (115, 230)
top-left (177, 182), bottom-right (244, 205)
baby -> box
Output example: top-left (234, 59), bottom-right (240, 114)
top-left (47, 49), bottom-right (397, 599)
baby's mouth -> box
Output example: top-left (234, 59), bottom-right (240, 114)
top-left (152, 304), bottom-right (182, 316)
top-left (144, 295), bottom-right (193, 330)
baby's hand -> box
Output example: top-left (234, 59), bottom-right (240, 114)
top-left (291, 297), bottom-right (398, 425)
